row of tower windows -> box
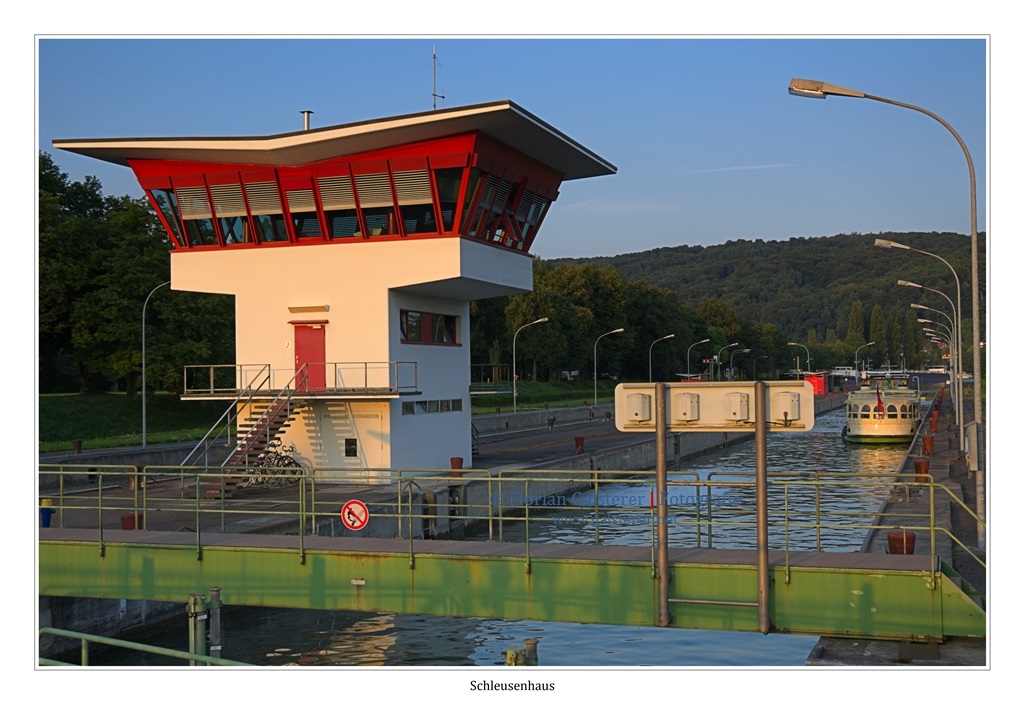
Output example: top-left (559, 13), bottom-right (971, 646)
top-left (146, 164), bottom-right (551, 254)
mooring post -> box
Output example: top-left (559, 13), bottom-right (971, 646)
top-left (187, 593), bottom-right (208, 665)
top-left (505, 638), bottom-right (539, 665)
top-left (207, 587), bottom-right (223, 660)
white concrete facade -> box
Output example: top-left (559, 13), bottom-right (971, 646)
top-left (171, 236), bottom-right (533, 479)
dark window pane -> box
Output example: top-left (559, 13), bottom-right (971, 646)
top-left (185, 218), bottom-right (217, 246)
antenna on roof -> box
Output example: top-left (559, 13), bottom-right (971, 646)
top-left (432, 46), bottom-right (445, 110)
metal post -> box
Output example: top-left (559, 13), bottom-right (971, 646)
top-left (513, 318), bottom-right (548, 413)
top-left (655, 383), bottom-right (670, 627)
top-left (593, 328), bottom-right (624, 406)
top-left (207, 587), bottom-right (223, 659)
top-left (687, 338), bottom-right (709, 379)
top-left (968, 420), bottom-right (984, 550)
top-left (754, 381), bottom-right (771, 634)
top-left (187, 593), bottom-right (208, 665)
top-left (523, 638), bottom-right (539, 666)
top-left (141, 281), bottom-right (170, 447)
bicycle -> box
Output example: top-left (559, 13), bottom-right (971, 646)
top-left (256, 439), bottom-right (304, 487)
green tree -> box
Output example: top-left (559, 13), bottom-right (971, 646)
top-left (38, 152), bottom-right (234, 395)
top-left (887, 308), bottom-right (905, 368)
top-left (697, 298), bottom-right (741, 339)
top-left (542, 263), bottom-right (627, 378)
top-left (470, 296), bottom-right (509, 366)
top-left (620, 280), bottom-right (699, 381)
top-left (845, 300), bottom-right (866, 345)
top-left (869, 304), bottom-right (887, 361)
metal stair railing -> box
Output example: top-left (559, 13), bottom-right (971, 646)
top-left (223, 365), bottom-right (310, 468)
top-left (179, 366), bottom-right (273, 471)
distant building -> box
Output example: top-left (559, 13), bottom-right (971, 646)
top-left (56, 101), bottom-right (615, 481)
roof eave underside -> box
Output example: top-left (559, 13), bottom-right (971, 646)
top-left (53, 100), bottom-right (616, 182)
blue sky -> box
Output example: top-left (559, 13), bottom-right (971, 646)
top-left (37, 37), bottom-right (988, 260)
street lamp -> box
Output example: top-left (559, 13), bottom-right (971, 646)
top-left (854, 341), bottom-right (876, 375)
top-left (920, 321), bottom-right (954, 346)
top-left (142, 280), bottom-right (171, 448)
top-left (790, 78), bottom-right (982, 538)
top-left (687, 338), bottom-right (710, 379)
top-left (716, 342), bottom-right (739, 381)
top-left (911, 299), bottom-right (963, 433)
top-left (648, 334), bottom-right (676, 382)
top-left (787, 342), bottom-right (811, 374)
top-left (512, 317), bottom-right (548, 414)
top-left (753, 355), bottom-right (769, 380)
top-left (594, 328), bottom-right (624, 406)
top-left (921, 326), bottom-right (950, 343)
top-left (729, 348), bottom-right (751, 381)
top-left (898, 273), bottom-right (965, 445)
top-left (885, 243), bottom-right (964, 381)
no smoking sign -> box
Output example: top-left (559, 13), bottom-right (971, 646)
top-left (341, 499), bottom-right (369, 531)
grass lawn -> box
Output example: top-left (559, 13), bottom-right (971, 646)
top-left (38, 392), bottom-right (228, 453)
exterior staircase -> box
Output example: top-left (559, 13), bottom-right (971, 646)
top-left (181, 367), bottom-right (310, 499)
top-left (203, 398), bottom-right (307, 498)
top-left (226, 399), bottom-right (306, 468)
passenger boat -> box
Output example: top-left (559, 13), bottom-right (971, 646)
top-left (841, 373), bottom-right (922, 443)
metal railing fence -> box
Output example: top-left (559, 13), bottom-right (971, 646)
top-left (39, 464), bottom-right (985, 577)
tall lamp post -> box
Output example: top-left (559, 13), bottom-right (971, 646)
top-left (855, 341), bottom-right (876, 375)
top-left (790, 78), bottom-right (982, 545)
top-left (911, 298), bottom-right (964, 439)
top-left (892, 259), bottom-right (964, 442)
top-left (142, 280), bottom-right (171, 448)
top-left (753, 355), bottom-right (769, 381)
top-left (512, 317), bottom-right (548, 413)
top-left (787, 342), bottom-right (811, 374)
top-left (729, 348), bottom-right (751, 381)
top-left (687, 337), bottom-right (711, 379)
top-left (594, 328), bottom-right (625, 406)
top-left (716, 342), bottom-right (739, 381)
top-left (648, 334), bottom-right (675, 382)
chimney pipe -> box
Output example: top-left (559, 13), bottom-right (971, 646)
top-left (301, 110), bottom-right (313, 130)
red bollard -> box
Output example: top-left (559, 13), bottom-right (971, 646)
top-left (574, 436), bottom-right (585, 454)
top-left (913, 458), bottom-right (930, 483)
top-left (922, 434), bottom-right (934, 455)
top-left (887, 530), bottom-right (916, 554)
top-left (450, 456), bottom-right (463, 478)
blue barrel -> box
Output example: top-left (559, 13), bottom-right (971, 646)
top-left (40, 499), bottom-right (55, 528)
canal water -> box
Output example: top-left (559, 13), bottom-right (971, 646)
top-left (91, 409), bottom-right (909, 668)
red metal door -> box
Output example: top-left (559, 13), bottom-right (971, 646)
top-left (294, 324), bottom-right (326, 391)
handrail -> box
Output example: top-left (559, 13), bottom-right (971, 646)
top-left (179, 367), bottom-right (272, 470)
top-left (224, 365), bottom-right (309, 468)
top-left (39, 627), bottom-right (250, 666)
top-left (182, 362), bottom-right (418, 396)
top-left (39, 465), bottom-right (986, 585)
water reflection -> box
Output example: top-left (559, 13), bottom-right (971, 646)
top-left (91, 607), bottom-right (819, 667)
top-left (509, 411), bottom-right (908, 552)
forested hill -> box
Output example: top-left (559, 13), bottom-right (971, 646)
top-left (549, 232), bottom-right (982, 340)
